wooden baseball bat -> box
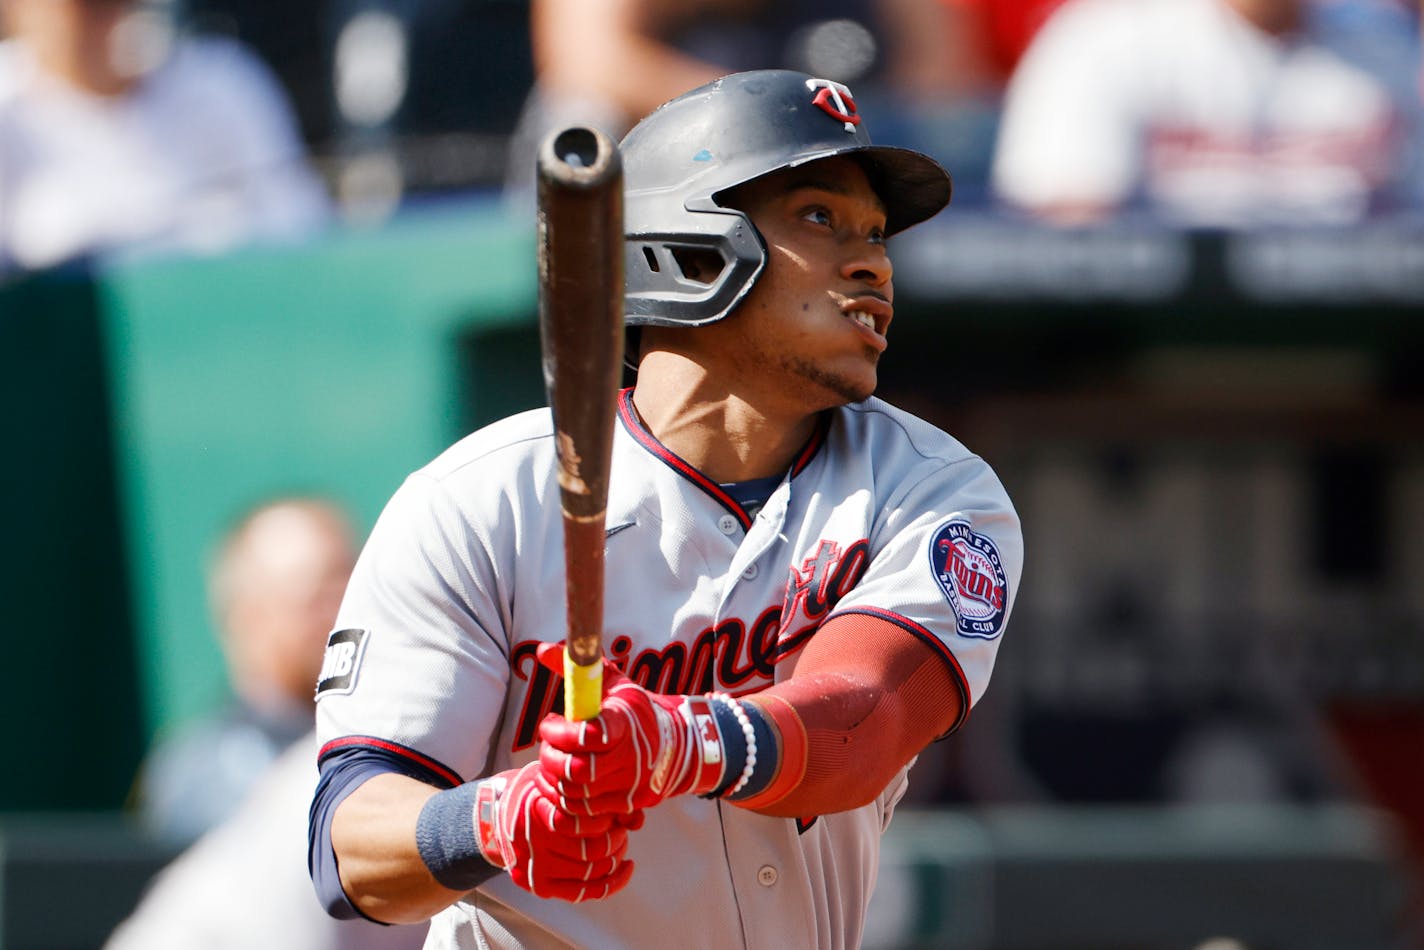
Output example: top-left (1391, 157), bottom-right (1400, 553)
top-left (536, 126), bottom-right (624, 722)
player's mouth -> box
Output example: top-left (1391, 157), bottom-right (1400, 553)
top-left (839, 294), bottom-right (893, 343)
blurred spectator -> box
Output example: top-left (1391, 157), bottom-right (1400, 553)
top-left (505, 0), bottom-right (966, 198)
top-left (0, 0), bottom-right (329, 276)
top-left (137, 497), bottom-right (357, 844)
top-left (991, 0), bottom-right (1422, 226)
top-left (917, 0), bottom-right (1071, 190)
top-left (937, 0), bottom-right (1070, 92)
top-left (181, 0), bottom-right (335, 151)
top-left (107, 731), bottom-right (427, 950)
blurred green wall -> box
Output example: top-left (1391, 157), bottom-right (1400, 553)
top-left (0, 203), bottom-right (543, 810)
top-left (1, 274), bottom-right (142, 810)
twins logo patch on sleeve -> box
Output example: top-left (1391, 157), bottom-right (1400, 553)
top-left (315, 628), bottom-right (370, 698)
top-left (929, 521), bottom-right (1008, 639)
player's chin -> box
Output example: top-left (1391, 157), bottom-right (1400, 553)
top-left (823, 363), bottom-right (879, 406)
top-left (837, 379), bottom-right (876, 406)
top-left (789, 355), bottom-right (877, 408)
top-left (822, 377), bottom-right (877, 410)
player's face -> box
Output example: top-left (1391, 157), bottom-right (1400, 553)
top-left (716, 156), bottom-right (893, 409)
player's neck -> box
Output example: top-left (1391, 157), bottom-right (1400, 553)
top-left (630, 360), bottom-right (819, 484)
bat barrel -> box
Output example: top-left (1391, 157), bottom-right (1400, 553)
top-left (536, 125), bottom-right (624, 521)
top-left (536, 126), bottom-right (624, 685)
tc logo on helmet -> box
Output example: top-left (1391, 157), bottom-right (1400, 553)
top-left (806, 77), bottom-right (861, 133)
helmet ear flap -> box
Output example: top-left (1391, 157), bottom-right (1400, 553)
top-left (668, 247), bottom-right (726, 285)
top-left (624, 206), bottom-right (765, 328)
top-left (635, 244), bottom-right (722, 286)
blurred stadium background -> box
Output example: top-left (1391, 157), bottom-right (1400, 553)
top-left (1, 0), bottom-right (1422, 947)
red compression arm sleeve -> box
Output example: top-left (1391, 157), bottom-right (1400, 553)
top-left (734, 612), bottom-right (968, 817)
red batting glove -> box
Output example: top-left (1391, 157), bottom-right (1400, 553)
top-left (474, 761), bottom-right (638, 901)
top-left (534, 643), bottom-right (729, 816)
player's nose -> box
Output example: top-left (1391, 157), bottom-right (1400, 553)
top-left (839, 242), bottom-right (892, 290)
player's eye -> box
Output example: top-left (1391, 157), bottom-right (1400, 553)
top-left (868, 227), bottom-right (886, 246)
top-left (801, 207), bottom-right (832, 227)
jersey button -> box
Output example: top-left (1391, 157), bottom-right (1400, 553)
top-left (717, 514), bottom-right (739, 535)
top-left (741, 563), bottom-right (758, 580)
top-left (757, 865), bottom-right (778, 887)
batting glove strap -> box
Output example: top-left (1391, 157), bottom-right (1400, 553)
top-left (670, 695), bottom-right (730, 797)
top-left (472, 775), bottom-right (512, 869)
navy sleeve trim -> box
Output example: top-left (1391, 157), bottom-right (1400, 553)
top-left (318, 735), bottom-right (464, 787)
top-left (308, 741), bottom-right (463, 921)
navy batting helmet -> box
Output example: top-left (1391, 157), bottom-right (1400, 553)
top-left (621, 69), bottom-right (952, 329)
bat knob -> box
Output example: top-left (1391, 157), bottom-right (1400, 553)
top-left (539, 126), bottom-right (621, 188)
top-left (557, 129), bottom-right (594, 168)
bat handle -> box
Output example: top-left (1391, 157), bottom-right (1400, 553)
top-left (560, 514), bottom-right (607, 722)
top-left (564, 653), bottom-right (603, 722)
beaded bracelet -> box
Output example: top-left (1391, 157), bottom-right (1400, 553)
top-left (711, 692), bottom-right (757, 797)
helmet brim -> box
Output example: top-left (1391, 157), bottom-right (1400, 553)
top-left (850, 145), bottom-right (954, 237)
top-left (712, 143), bottom-right (952, 238)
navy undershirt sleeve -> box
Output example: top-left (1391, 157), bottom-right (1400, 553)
top-left (308, 743), bottom-right (466, 921)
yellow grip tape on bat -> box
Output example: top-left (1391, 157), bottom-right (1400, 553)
top-left (564, 652), bottom-right (602, 722)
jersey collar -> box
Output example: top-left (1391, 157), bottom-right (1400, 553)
top-left (616, 387), bottom-right (831, 531)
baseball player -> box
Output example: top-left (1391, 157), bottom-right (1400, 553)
top-left (309, 69), bottom-right (1022, 949)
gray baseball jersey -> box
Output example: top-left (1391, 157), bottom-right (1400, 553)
top-left (315, 390), bottom-right (1021, 950)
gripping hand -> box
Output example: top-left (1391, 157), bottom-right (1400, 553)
top-left (534, 644), bottom-right (749, 816)
top-left (472, 762), bottom-right (636, 901)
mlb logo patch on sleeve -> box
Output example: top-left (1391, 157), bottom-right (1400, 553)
top-left (928, 521), bottom-right (1008, 639)
top-left (316, 628), bottom-right (370, 698)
